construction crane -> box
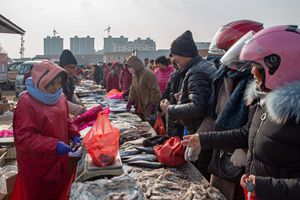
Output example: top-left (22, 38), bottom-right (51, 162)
top-left (19, 35), bottom-right (25, 59)
top-left (53, 28), bottom-right (59, 36)
top-left (104, 25), bottom-right (111, 37)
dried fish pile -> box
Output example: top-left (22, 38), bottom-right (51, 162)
top-left (70, 174), bottom-right (145, 200)
top-left (120, 139), bottom-right (164, 169)
top-left (135, 168), bottom-right (226, 200)
top-left (111, 121), bottom-right (134, 132)
top-left (120, 129), bottom-right (152, 144)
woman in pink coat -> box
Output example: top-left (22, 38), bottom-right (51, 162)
top-left (154, 56), bottom-right (175, 94)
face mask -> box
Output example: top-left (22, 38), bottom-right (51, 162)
top-left (128, 68), bottom-right (136, 74)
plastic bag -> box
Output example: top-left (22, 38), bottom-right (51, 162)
top-left (104, 89), bottom-right (123, 100)
top-left (83, 111), bottom-right (119, 167)
top-left (153, 116), bottom-right (166, 135)
top-left (73, 105), bottom-right (103, 128)
top-left (154, 137), bottom-right (185, 167)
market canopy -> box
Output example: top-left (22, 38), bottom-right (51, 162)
top-left (0, 14), bottom-right (25, 34)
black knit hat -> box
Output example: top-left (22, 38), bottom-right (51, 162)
top-left (170, 30), bottom-right (198, 57)
top-left (59, 49), bottom-right (78, 67)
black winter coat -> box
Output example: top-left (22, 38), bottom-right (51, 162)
top-left (168, 56), bottom-right (216, 132)
top-left (199, 81), bottom-right (300, 200)
top-left (62, 75), bottom-right (76, 102)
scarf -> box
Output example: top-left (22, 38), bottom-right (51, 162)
top-left (25, 77), bottom-right (62, 105)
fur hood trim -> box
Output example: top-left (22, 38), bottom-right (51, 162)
top-left (245, 80), bottom-right (300, 124)
top-left (244, 80), bottom-right (257, 106)
top-left (265, 81), bottom-right (300, 124)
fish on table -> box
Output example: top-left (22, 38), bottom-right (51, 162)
top-left (127, 160), bottom-right (165, 169)
top-left (122, 154), bottom-right (157, 163)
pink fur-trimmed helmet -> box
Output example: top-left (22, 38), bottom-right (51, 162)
top-left (240, 25), bottom-right (300, 89)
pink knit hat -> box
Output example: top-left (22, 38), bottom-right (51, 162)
top-left (31, 61), bottom-right (67, 92)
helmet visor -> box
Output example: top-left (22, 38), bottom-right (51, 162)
top-left (220, 31), bottom-right (255, 67)
top-left (209, 28), bottom-right (226, 55)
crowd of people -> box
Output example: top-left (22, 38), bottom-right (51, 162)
top-left (11, 19), bottom-right (300, 200)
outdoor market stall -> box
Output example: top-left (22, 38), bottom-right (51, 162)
top-left (67, 89), bottom-right (227, 200)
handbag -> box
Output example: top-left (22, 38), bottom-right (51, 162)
top-left (208, 148), bottom-right (244, 183)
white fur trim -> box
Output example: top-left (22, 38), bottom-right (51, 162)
top-left (265, 81), bottom-right (300, 124)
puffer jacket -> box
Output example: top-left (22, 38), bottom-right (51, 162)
top-left (168, 55), bottom-right (216, 132)
top-left (199, 81), bottom-right (300, 200)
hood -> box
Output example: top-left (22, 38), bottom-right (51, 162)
top-left (245, 80), bottom-right (300, 124)
top-left (265, 81), bottom-right (300, 124)
top-left (125, 55), bottom-right (144, 72)
top-left (112, 61), bottom-right (120, 69)
top-left (31, 61), bottom-right (67, 92)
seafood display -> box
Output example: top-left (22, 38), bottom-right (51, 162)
top-left (122, 154), bottom-right (157, 163)
top-left (120, 129), bottom-right (152, 144)
top-left (70, 174), bottom-right (145, 200)
top-left (74, 95), bottom-right (227, 200)
top-left (135, 168), bottom-right (226, 200)
top-left (127, 160), bottom-right (164, 169)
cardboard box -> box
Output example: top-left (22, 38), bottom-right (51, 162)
top-left (0, 152), bottom-right (6, 167)
top-left (0, 104), bottom-right (9, 115)
top-left (4, 147), bottom-right (15, 160)
top-left (68, 156), bottom-right (80, 173)
top-left (0, 174), bottom-right (17, 200)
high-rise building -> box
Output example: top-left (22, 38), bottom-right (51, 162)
top-left (44, 36), bottom-right (63, 55)
top-left (195, 42), bottom-right (210, 50)
top-left (70, 36), bottom-right (95, 55)
top-left (103, 36), bottom-right (156, 52)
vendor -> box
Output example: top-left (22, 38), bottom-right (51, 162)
top-left (13, 61), bottom-right (81, 200)
top-left (59, 49), bottom-right (86, 115)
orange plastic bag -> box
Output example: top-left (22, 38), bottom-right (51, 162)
top-left (83, 111), bottom-right (120, 167)
top-left (154, 116), bottom-right (166, 135)
top-left (104, 89), bottom-right (123, 99)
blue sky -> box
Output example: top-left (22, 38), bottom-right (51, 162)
top-left (0, 0), bottom-right (299, 58)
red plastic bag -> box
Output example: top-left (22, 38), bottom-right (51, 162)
top-left (243, 187), bottom-right (255, 200)
top-left (83, 111), bottom-right (120, 167)
top-left (154, 137), bottom-right (186, 167)
top-left (153, 116), bottom-right (166, 135)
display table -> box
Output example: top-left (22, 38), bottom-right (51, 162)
top-left (69, 109), bottom-right (226, 199)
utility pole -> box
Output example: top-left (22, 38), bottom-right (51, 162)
top-left (20, 35), bottom-right (25, 59)
top-left (104, 25), bottom-right (111, 37)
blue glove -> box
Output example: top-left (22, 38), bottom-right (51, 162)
top-left (56, 141), bottom-right (72, 155)
top-left (71, 136), bottom-right (81, 145)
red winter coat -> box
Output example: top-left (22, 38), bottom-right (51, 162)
top-left (119, 67), bottom-right (132, 92)
top-left (106, 71), bottom-right (120, 92)
top-left (103, 65), bottom-right (111, 86)
top-left (12, 92), bottom-right (79, 200)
